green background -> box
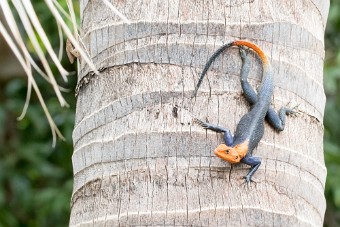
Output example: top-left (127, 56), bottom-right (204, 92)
top-left (0, 0), bottom-right (339, 226)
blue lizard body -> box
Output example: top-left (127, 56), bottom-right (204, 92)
top-left (194, 40), bottom-right (294, 183)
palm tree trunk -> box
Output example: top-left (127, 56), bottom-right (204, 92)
top-left (70, 1), bottom-right (329, 226)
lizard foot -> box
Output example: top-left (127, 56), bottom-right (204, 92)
top-left (193, 118), bottom-right (209, 129)
top-left (241, 175), bottom-right (257, 187)
top-left (239, 46), bottom-right (249, 59)
top-left (286, 102), bottom-right (300, 117)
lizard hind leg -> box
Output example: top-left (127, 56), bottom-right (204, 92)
top-left (239, 47), bottom-right (258, 105)
top-left (266, 104), bottom-right (298, 131)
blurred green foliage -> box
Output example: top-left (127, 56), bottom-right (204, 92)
top-left (324, 0), bottom-right (340, 226)
top-left (0, 77), bottom-right (75, 226)
top-left (0, 1), bottom-right (78, 226)
top-left (0, 0), bottom-right (339, 226)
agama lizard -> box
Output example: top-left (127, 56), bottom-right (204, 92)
top-left (193, 40), bottom-right (295, 183)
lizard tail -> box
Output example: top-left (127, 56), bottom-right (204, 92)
top-left (192, 40), bottom-right (269, 98)
top-left (232, 40), bottom-right (268, 65)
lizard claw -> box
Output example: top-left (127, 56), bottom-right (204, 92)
top-left (286, 102), bottom-right (300, 117)
top-left (193, 118), bottom-right (209, 129)
top-left (241, 175), bottom-right (256, 187)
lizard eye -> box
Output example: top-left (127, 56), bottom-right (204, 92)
top-left (226, 149), bottom-right (230, 154)
top-left (235, 156), bottom-right (238, 160)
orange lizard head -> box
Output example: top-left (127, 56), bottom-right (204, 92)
top-left (214, 142), bottom-right (249, 164)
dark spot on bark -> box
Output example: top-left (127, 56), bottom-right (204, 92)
top-left (155, 110), bottom-right (160, 119)
top-left (154, 176), bottom-right (164, 189)
top-left (172, 105), bottom-right (178, 118)
top-left (129, 182), bottom-right (136, 192)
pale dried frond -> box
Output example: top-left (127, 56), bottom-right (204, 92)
top-left (0, 21), bottom-right (64, 147)
top-left (101, 0), bottom-right (130, 24)
top-left (0, 0), bottom-right (130, 146)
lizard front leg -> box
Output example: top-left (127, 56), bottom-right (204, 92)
top-left (194, 118), bottom-right (233, 146)
top-left (240, 154), bottom-right (261, 183)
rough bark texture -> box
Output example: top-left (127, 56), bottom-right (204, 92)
top-left (70, 0), bottom-right (329, 226)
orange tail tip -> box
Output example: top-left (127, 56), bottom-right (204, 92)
top-left (232, 40), bottom-right (268, 65)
